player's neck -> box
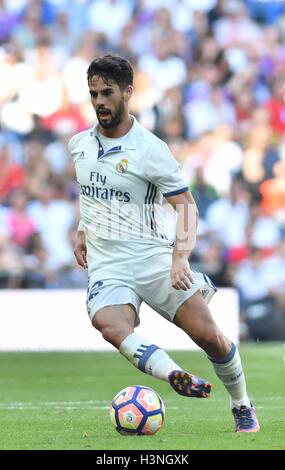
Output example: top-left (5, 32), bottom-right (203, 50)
top-left (99, 114), bottom-right (133, 139)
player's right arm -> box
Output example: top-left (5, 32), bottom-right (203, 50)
top-left (68, 132), bottom-right (89, 270)
top-left (74, 225), bottom-right (88, 269)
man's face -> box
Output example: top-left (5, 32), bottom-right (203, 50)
top-left (88, 75), bottom-right (130, 129)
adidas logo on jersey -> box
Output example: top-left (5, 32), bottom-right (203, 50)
top-left (76, 151), bottom-right (85, 160)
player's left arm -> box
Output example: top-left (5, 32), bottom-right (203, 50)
top-left (165, 190), bottom-right (198, 291)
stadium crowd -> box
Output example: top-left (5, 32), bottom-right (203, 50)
top-left (1, 0), bottom-right (285, 339)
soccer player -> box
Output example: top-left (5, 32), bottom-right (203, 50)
top-left (69, 54), bottom-right (259, 433)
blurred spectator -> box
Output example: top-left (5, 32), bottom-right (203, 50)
top-left (13, 1), bottom-right (49, 49)
top-left (189, 166), bottom-right (218, 218)
top-left (234, 86), bottom-right (255, 136)
top-left (246, 195), bottom-right (281, 251)
top-left (49, 8), bottom-right (79, 55)
top-left (202, 123), bottom-right (242, 194)
top-left (0, 238), bottom-right (24, 288)
top-left (0, 42), bottom-right (29, 107)
top-left (153, 86), bottom-right (187, 140)
top-left (192, 238), bottom-right (231, 287)
top-left (265, 76), bottom-right (285, 136)
top-left (0, 138), bottom-right (26, 204)
top-left (87, 0), bottom-right (134, 46)
top-left (242, 122), bottom-right (280, 198)
top-left (233, 245), bottom-right (285, 340)
top-left (23, 137), bottom-right (52, 199)
top-left (183, 85), bottom-right (236, 138)
top-left (21, 231), bottom-right (48, 288)
top-left (0, 0), bottom-right (19, 44)
top-left (41, 87), bottom-right (88, 136)
top-left (19, 38), bottom-right (64, 117)
top-left (27, 182), bottom-right (76, 270)
top-left (138, 37), bottom-right (187, 93)
top-left (259, 159), bottom-right (285, 219)
top-left (205, 176), bottom-right (250, 260)
top-left (51, 226), bottom-right (88, 288)
top-left (213, 0), bottom-right (262, 48)
top-left (6, 188), bottom-right (37, 247)
top-left (62, 33), bottom-right (100, 106)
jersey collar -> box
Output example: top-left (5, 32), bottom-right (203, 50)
top-left (90, 114), bottom-right (137, 159)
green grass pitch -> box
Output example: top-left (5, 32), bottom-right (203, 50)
top-left (0, 343), bottom-right (284, 450)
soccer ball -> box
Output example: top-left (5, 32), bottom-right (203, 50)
top-left (110, 385), bottom-right (165, 435)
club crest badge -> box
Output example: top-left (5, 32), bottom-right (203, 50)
top-left (116, 159), bottom-right (128, 174)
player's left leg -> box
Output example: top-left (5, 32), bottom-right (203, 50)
top-left (174, 292), bottom-right (260, 432)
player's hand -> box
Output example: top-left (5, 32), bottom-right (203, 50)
top-left (74, 230), bottom-right (88, 269)
top-left (171, 252), bottom-right (193, 291)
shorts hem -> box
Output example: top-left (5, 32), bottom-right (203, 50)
top-left (174, 285), bottom-right (217, 318)
top-left (88, 301), bottom-right (140, 326)
top-left (151, 284), bottom-right (217, 323)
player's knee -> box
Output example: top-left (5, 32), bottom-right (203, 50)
top-left (95, 323), bottom-right (133, 349)
top-left (195, 329), bottom-right (228, 356)
top-left (100, 326), bottom-right (118, 346)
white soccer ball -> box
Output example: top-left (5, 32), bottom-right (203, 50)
top-left (110, 385), bottom-right (165, 435)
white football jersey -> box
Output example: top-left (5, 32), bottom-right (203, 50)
top-left (68, 116), bottom-right (188, 245)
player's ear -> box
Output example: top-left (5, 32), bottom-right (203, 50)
top-left (125, 85), bottom-right (133, 101)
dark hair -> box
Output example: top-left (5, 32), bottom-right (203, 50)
top-left (87, 54), bottom-right (133, 89)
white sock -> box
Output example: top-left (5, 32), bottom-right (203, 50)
top-left (119, 332), bottom-right (182, 381)
top-left (209, 343), bottom-right (251, 408)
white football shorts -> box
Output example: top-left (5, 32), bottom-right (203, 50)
top-left (86, 239), bottom-right (217, 324)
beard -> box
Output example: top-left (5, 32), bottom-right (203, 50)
top-left (96, 97), bottom-right (125, 129)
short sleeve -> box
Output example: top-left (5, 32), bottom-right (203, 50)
top-left (144, 140), bottom-right (188, 197)
top-left (67, 129), bottom-right (89, 161)
top-left (67, 134), bottom-right (76, 158)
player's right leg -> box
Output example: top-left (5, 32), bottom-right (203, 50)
top-left (93, 303), bottom-right (181, 375)
top-left (92, 304), bottom-right (207, 390)
top-left (90, 299), bottom-right (210, 397)
top-left (92, 303), bottom-right (180, 379)
top-left (86, 275), bottom-right (211, 397)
